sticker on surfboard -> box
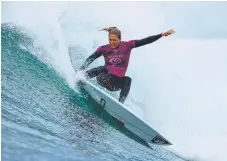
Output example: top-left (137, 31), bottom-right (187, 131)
top-left (100, 98), bottom-right (106, 107)
top-left (151, 135), bottom-right (171, 145)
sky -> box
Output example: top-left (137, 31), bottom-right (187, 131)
top-left (159, 1), bottom-right (227, 39)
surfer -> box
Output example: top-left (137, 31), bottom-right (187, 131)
top-left (78, 27), bottom-right (175, 103)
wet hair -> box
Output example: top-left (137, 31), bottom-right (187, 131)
top-left (101, 27), bottom-right (121, 40)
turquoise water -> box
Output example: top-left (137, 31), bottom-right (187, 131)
top-left (1, 24), bottom-right (184, 161)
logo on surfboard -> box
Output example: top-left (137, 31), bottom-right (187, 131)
top-left (151, 135), bottom-right (170, 145)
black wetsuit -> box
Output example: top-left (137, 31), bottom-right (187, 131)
top-left (80, 34), bottom-right (163, 103)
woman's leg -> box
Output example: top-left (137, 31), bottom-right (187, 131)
top-left (86, 67), bottom-right (131, 103)
top-left (97, 73), bottom-right (120, 91)
top-left (119, 76), bottom-right (132, 103)
top-left (86, 66), bottom-right (108, 78)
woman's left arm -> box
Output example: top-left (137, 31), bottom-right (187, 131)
top-left (134, 29), bottom-right (175, 48)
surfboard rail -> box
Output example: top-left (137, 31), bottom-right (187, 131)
top-left (79, 79), bottom-right (172, 146)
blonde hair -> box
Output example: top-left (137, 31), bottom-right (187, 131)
top-left (100, 27), bottom-right (121, 39)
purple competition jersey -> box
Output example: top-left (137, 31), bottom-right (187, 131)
top-left (96, 40), bottom-right (136, 77)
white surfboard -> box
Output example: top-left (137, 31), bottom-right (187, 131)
top-left (79, 79), bottom-right (172, 146)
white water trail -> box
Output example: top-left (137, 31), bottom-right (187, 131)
top-left (2, 2), bottom-right (77, 88)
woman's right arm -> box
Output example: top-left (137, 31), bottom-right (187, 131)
top-left (80, 51), bottom-right (102, 70)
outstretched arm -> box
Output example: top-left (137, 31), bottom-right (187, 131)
top-left (134, 29), bottom-right (175, 48)
top-left (80, 51), bottom-right (102, 70)
top-left (135, 34), bottom-right (162, 48)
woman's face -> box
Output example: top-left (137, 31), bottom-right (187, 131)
top-left (109, 33), bottom-right (120, 48)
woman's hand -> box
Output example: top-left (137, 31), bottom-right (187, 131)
top-left (75, 69), bottom-right (80, 74)
top-left (162, 29), bottom-right (175, 37)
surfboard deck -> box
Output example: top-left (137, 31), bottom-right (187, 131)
top-left (78, 79), bottom-right (172, 146)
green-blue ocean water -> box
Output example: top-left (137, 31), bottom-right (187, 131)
top-left (1, 24), bottom-right (184, 161)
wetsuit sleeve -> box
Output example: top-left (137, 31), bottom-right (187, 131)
top-left (134, 34), bottom-right (163, 48)
top-left (80, 50), bottom-right (102, 70)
